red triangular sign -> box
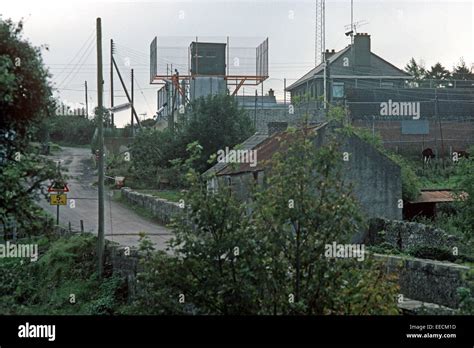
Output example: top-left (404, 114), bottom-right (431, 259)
top-left (48, 181), bottom-right (69, 192)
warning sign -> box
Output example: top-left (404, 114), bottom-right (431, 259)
top-left (50, 194), bottom-right (67, 206)
top-left (48, 181), bottom-right (69, 193)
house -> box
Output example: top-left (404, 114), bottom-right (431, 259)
top-left (286, 33), bottom-right (412, 102)
top-left (287, 33), bottom-right (474, 156)
top-left (205, 122), bottom-right (402, 220)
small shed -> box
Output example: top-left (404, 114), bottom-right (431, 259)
top-left (404, 189), bottom-right (464, 220)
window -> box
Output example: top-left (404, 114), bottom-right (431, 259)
top-left (332, 82), bottom-right (344, 98)
top-left (381, 82), bottom-right (394, 89)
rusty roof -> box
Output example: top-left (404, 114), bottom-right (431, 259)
top-left (217, 123), bottom-right (327, 176)
top-left (409, 189), bottom-right (467, 204)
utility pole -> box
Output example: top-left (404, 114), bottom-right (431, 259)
top-left (56, 161), bottom-right (60, 225)
top-left (96, 17), bottom-right (105, 278)
top-left (110, 39), bottom-right (114, 127)
top-left (111, 56), bottom-right (141, 128)
top-left (254, 89), bottom-right (257, 128)
top-left (84, 81), bottom-right (88, 118)
top-left (131, 68), bottom-right (134, 137)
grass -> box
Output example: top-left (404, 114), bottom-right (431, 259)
top-left (406, 157), bottom-right (464, 190)
top-left (0, 233), bottom-right (127, 315)
top-left (135, 189), bottom-right (183, 203)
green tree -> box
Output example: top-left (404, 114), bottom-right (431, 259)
top-left (0, 18), bottom-right (56, 234)
top-left (404, 57), bottom-right (426, 82)
top-left (129, 108), bottom-right (400, 315)
top-left (252, 117), bottom-right (399, 314)
top-left (452, 58), bottom-right (474, 81)
top-left (45, 115), bottom-right (95, 146)
top-left (425, 62), bottom-right (451, 81)
top-left (180, 93), bottom-right (254, 173)
top-left (129, 94), bottom-right (254, 188)
top-left (128, 128), bottom-right (183, 187)
top-left (130, 146), bottom-right (265, 314)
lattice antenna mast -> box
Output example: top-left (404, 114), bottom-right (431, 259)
top-left (315, 0), bottom-right (325, 66)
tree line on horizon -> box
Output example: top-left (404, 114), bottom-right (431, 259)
top-left (404, 57), bottom-right (474, 83)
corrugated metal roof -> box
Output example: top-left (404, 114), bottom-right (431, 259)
top-left (203, 132), bottom-right (269, 176)
top-left (217, 123), bottom-right (327, 176)
top-left (409, 190), bottom-right (466, 204)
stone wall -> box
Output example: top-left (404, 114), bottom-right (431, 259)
top-left (106, 243), bottom-right (142, 301)
top-left (375, 253), bottom-right (471, 309)
top-left (121, 187), bottom-right (181, 225)
top-left (363, 219), bottom-right (471, 309)
top-left (363, 218), bottom-right (459, 251)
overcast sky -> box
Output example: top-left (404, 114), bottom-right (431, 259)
top-left (3, 0), bottom-right (473, 127)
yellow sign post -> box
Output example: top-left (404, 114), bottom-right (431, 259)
top-left (50, 194), bottom-right (67, 206)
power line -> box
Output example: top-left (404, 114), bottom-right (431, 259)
top-left (56, 37), bottom-right (95, 89)
top-left (134, 75), bottom-right (154, 116)
top-left (52, 30), bottom-right (95, 82)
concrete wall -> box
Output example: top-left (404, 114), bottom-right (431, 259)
top-left (342, 135), bottom-right (402, 220)
top-left (121, 187), bottom-right (181, 225)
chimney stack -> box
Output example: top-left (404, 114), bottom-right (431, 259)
top-left (324, 48), bottom-right (336, 61)
top-left (353, 33), bottom-right (371, 66)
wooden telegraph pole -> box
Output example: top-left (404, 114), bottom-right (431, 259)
top-left (84, 81), bottom-right (88, 118)
top-left (110, 39), bottom-right (114, 127)
top-left (131, 68), bottom-right (134, 136)
top-left (96, 17), bottom-right (105, 278)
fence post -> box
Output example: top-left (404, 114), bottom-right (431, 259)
top-left (80, 220), bottom-right (84, 233)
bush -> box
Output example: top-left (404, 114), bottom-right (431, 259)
top-left (0, 234), bottom-right (127, 315)
top-left (46, 115), bottom-right (95, 146)
top-left (129, 94), bottom-right (254, 189)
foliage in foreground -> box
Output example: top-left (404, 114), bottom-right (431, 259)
top-left (0, 234), bottom-right (126, 315)
top-left (128, 121), bottom-right (400, 315)
top-left (0, 18), bottom-right (57, 233)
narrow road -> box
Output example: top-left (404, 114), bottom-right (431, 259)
top-left (38, 146), bottom-right (173, 249)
